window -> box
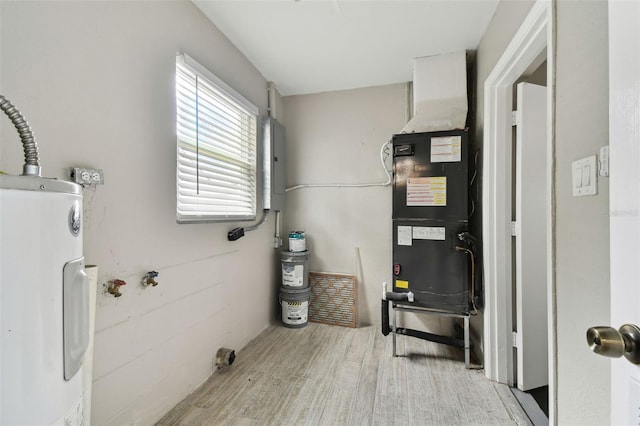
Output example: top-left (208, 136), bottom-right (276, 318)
top-left (175, 53), bottom-right (258, 223)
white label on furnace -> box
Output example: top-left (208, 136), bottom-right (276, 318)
top-left (282, 263), bottom-right (304, 287)
top-left (431, 135), bottom-right (462, 163)
top-left (406, 177), bottom-right (447, 206)
top-left (397, 226), bottom-right (412, 246)
top-left (281, 300), bottom-right (308, 325)
top-left (413, 226), bottom-right (446, 241)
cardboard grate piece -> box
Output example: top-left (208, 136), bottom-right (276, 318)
top-left (308, 272), bottom-right (357, 328)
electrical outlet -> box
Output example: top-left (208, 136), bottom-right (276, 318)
top-left (273, 237), bottom-right (283, 249)
top-left (92, 170), bottom-right (104, 184)
top-left (71, 167), bottom-right (104, 186)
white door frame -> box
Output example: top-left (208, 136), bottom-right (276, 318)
top-left (482, 0), bottom-right (555, 421)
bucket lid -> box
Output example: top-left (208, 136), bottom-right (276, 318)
top-left (281, 249), bottom-right (309, 256)
top-left (279, 285), bottom-right (311, 294)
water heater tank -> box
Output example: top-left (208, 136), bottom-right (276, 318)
top-left (1, 174), bottom-right (88, 425)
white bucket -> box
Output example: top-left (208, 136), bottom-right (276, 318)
top-left (281, 250), bottom-right (309, 288)
top-left (280, 286), bottom-right (310, 328)
top-left (288, 231), bottom-right (306, 252)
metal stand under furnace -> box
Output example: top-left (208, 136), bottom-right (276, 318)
top-left (381, 129), bottom-right (480, 369)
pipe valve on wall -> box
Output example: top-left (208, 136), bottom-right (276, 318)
top-left (142, 271), bottom-right (159, 287)
top-left (106, 279), bottom-right (126, 297)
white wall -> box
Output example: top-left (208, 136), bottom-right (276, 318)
top-left (476, 0), bottom-right (610, 423)
top-left (555, 1), bottom-right (610, 423)
top-left (0, 1), bottom-right (277, 424)
top-left (282, 84), bottom-right (406, 327)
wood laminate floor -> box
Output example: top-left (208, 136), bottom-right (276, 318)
top-left (158, 323), bottom-right (531, 426)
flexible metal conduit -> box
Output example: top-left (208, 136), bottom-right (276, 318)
top-left (0, 95), bottom-right (40, 176)
top-left (0, 95), bottom-right (41, 176)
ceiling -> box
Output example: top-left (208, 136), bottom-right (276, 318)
top-left (193, 0), bottom-right (499, 97)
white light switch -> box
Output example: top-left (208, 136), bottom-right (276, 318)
top-left (582, 165), bottom-right (591, 186)
top-left (572, 155), bottom-right (597, 197)
top-left (575, 168), bottom-right (583, 188)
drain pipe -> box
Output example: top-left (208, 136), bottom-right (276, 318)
top-left (380, 283), bottom-right (465, 349)
top-left (381, 285), bottom-right (391, 336)
top-left (0, 95), bottom-right (41, 176)
top-left (381, 299), bottom-right (392, 336)
top-left (381, 282), bottom-right (414, 336)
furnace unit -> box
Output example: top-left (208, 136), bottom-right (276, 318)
top-left (392, 129), bottom-right (471, 312)
top-left (382, 129), bottom-right (479, 368)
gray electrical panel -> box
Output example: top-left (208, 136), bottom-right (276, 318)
top-left (263, 117), bottom-right (286, 211)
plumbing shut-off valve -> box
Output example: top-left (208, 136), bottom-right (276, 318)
top-left (142, 271), bottom-right (159, 287)
top-left (107, 279), bottom-right (126, 297)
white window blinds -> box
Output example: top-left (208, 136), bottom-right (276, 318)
top-left (176, 54), bottom-right (258, 223)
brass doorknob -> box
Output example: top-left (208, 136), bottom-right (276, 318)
top-left (586, 324), bottom-right (640, 364)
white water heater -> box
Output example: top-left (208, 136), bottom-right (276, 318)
top-left (0, 174), bottom-right (89, 425)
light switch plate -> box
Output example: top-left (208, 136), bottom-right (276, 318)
top-left (572, 155), bottom-right (597, 197)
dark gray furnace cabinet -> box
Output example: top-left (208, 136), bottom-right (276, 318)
top-left (391, 129), bottom-right (472, 314)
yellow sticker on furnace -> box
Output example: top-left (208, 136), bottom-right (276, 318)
top-left (406, 177), bottom-right (447, 207)
top-left (395, 280), bottom-right (409, 289)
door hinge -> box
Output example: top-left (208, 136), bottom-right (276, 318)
top-left (511, 221), bottom-right (521, 237)
top-left (513, 331), bottom-right (520, 349)
top-left (512, 110), bottom-right (521, 127)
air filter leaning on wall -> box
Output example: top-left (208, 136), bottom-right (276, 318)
top-left (308, 272), bottom-right (357, 328)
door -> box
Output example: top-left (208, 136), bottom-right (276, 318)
top-left (609, 1), bottom-right (640, 423)
top-left (514, 82), bottom-right (548, 391)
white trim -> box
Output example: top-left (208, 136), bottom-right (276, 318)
top-left (482, 0), bottom-right (556, 423)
